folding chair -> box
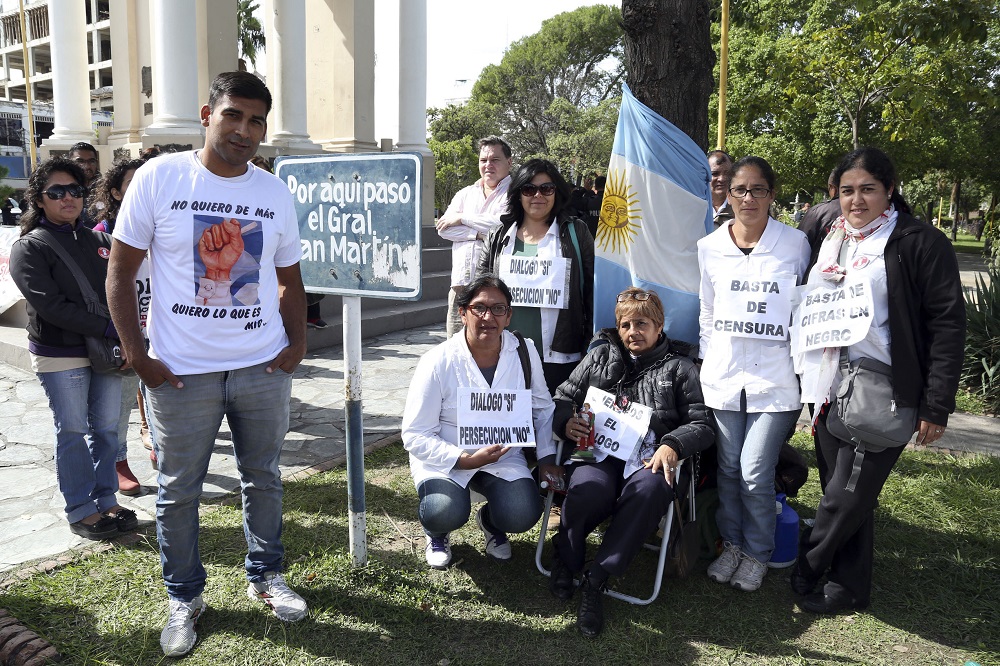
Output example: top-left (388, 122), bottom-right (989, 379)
top-left (534, 444), bottom-right (697, 605)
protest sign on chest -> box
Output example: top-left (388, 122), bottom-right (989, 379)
top-left (791, 273), bottom-right (874, 354)
top-left (711, 272), bottom-right (797, 341)
top-left (498, 255), bottom-right (571, 309)
top-left (456, 387), bottom-right (535, 447)
top-left (583, 386), bottom-right (652, 463)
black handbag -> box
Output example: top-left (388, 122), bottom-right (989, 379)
top-left (31, 229), bottom-right (129, 375)
top-left (826, 350), bottom-right (917, 491)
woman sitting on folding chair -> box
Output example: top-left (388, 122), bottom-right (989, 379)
top-left (539, 287), bottom-right (715, 638)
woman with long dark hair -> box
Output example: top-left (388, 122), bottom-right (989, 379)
top-left (478, 159), bottom-right (594, 394)
top-left (9, 157), bottom-right (137, 540)
top-left (792, 147), bottom-right (965, 614)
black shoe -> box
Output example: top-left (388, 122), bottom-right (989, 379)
top-left (798, 591), bottom-right (863, 615)
top-left (576, 574), bottom-right (605, 638)
top-left (70, 516), bottom-right (119, 540)
top-left (106, 508), bottom-right (139, 532)
top-left (790, 567), bottom-right (818, 596)
top-left (549, 554), bottom-right (575, 601)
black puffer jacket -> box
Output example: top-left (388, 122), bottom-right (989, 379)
top-left (548, 328), bottom-right (715, 463)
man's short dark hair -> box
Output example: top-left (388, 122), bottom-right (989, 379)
top-left (478, 135), bottom-right (511, 159)
top-left (208, 71), bottom-right (272, 115)
top-left (68, 141), bottom-right (97, 156)
top-left (594, 175), bottom-right (607, 189)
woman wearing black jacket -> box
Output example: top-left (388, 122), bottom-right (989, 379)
top-left (477, 159), bottom-right (594, 394)
top-left (793, 147), bottom-right (965, 614)
top-left (539, 287), bottom-right (714, 637)
top-left (9, 157), bottom-right (137, 540)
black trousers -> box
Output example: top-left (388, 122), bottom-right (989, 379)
top-left (797, 407), bottom-right (904, 606)
top-left (555, 457), bottom-right (676, 578)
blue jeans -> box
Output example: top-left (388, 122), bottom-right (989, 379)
top-left (145, 362), bottom-right (293, 602)
top-left (417, 472), bottom-right (541, 538)
top-left (115, 372), bottom-right (141, 462)
top-left (714, 392), bottom-right (799, 562)
top-left (37, 366), bottom-right (123, 523)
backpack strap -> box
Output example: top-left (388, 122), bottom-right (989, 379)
top-left (512, 330), bottom-right (531, 390)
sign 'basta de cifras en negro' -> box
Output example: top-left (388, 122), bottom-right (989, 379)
top-left (275, 153), bottom-right (423, 300)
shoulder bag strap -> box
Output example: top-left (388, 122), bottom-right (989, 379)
top-left (30, 228), bottom-right (102, 309)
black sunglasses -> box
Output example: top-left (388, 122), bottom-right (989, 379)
top-left (42, 184), bottom-right (86, 200)
top-left (520, 183), bottom-right (557, 197)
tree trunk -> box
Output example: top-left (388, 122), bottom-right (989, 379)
top-left (621, 0), bottom-right (714, 151)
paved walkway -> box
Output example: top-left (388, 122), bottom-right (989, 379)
top-left (1, 324), bottom-right (997, 580)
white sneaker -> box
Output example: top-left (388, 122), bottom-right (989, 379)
top-left (476, 506), bottom-right (512, 560)
top-left (425, 534), bottom-right (452, 569)
top-left (707, 541), bottom-right (742, 584)
top-left (160, 595), bottom-right (207, 657)
top-left (731, 553), bottom-right (768, 592)
top-left (247, 571), bottom-right (309, 622)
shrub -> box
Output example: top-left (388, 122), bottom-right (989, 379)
top-left (962, 263), bottom-right (1000, 414)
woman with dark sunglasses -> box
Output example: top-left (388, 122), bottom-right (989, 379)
top-left (9, 157), bottom-right (138, 541)
top-left (542, 287), bottom-right (714, 637)
top-left (402, 275), bottom-right (556, 569)
top-left (477, 159), bottom-right (594, 395)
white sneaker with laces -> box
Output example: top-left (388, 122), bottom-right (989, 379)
top-left (730, 553), bottom-right (768, 592)
top-left (160, 595), bottom-right (207, 657)
top-left (425, 534), bottom-right (452, 569)
top-left (247, 571), bottom-right (309, 622)
top-left (476, 507), bottom-right (511, 560)
top-left (707, 541), bottom-right (743, 584)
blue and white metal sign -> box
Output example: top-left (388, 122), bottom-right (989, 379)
top-left (275, 152), bottom-right (422, 300)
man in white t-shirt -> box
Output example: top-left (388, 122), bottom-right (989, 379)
top-left (436, 136), bottom-right (512, 336)
top-left (107, 72), bottom-right (308, 658)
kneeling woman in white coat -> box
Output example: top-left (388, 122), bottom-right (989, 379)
top-left (402, 274), bottom-right (555, 568)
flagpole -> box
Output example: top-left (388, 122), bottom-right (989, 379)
top-left (18, 0), bottom-right (37, 171)
top-left (717, 0), bottom-right (729, 151)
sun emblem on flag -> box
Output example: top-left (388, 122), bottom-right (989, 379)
top-left (595, 169), bottom-right (641, 254)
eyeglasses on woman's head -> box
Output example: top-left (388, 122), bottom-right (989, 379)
top-left (616, 290), bottom-right (652, 303)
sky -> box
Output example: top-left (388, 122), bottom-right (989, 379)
top-left (253, 0), bottom-right (607, 139)
top-left (422, 0), bottom-right (609, 108)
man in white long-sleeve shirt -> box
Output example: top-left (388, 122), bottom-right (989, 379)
top-left (436, 136), bottom-right (512, 336)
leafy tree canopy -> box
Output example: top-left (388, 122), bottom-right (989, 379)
top-left (428, 4), bottom-right (624, 207)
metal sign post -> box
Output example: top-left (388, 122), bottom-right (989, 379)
top-left (275, 153), bottom-right (422, 567)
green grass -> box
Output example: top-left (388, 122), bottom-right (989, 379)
top-left (950, 232), bottom-right (987, 255)
top-left (955, 387), bottom-right (990, 416)
top-left (2, 436), bottom-right (998, 665)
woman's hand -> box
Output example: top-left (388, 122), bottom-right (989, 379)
top-left (538, 463), bottom-right (566, 492)
top-left (457, 445), bottom-right (510, 470)
top-left (564, 414), bottom-right (590, 442)
top-left (644, 444), bottom-right (679, 486)
top-left (915, 419), bottom-right (946, 446)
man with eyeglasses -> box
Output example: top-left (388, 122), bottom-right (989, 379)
top-left (68, 142), bottom-right (101, 228)
top-left (708, 150), bottom-right (735, 228)
top-left (436, 135), bottom-right (513, 337)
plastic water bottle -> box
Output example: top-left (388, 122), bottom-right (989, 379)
top-left (768, 493), bottom-right (799, 569)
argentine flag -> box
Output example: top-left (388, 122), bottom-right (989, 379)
top-left (594, 83), bottom-right (713, 345)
